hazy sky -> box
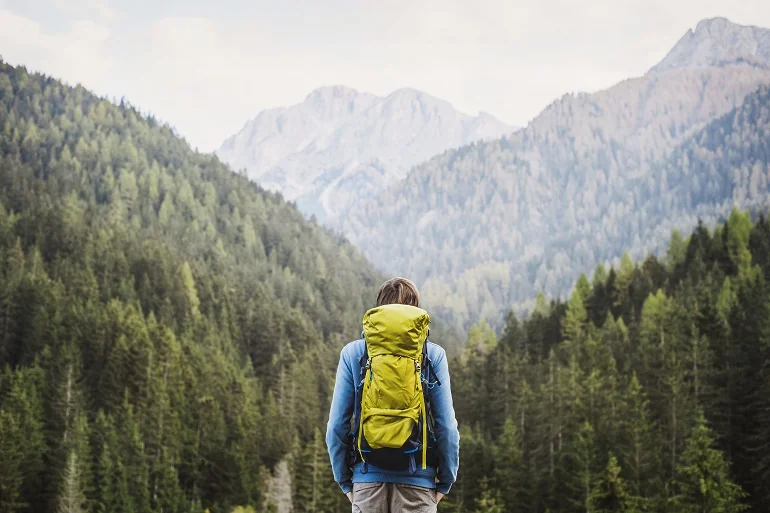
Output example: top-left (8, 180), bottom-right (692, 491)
top-left (2, 0), bottom-right (770, 151)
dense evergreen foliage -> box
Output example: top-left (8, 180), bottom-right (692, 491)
top-left (0, 58), bottom-right (380, 513)
top-left (342, 66), bottom-right (770, 332)
top-left (443, 210), bottom-right (770, 513)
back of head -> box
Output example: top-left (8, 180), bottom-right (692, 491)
top-left (375, 277), bottom-right (420, 307)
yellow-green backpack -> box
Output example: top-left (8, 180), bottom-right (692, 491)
top-left (351, 304), bottom-right (440, 473)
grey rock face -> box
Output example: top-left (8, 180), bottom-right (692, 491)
top-left (216, 87), bottom-right (514, 222)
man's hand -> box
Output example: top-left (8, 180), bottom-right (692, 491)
top-left (346, 492), bottom-right (353, 503)
top-left (435, 492), bottom-right (445, 504)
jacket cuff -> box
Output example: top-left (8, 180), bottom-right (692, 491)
top-left (339, 481), bottom-right (353, 494)
top-left (436, 483), bottom-right (452, 495)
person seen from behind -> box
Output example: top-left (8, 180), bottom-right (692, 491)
top-left (326, 278), bottom-right (460, 512)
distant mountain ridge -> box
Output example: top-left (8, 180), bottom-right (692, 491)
top-left (216, 86), bottom-right (514, 221)
top-left (650, 17), bottom-right (770, 73)
top-left (339, 17), bottom-right (770, 330)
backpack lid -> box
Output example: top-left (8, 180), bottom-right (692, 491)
top-left (362, 304), bottom-right (430, 358)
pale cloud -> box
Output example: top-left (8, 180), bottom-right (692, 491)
top-left (70, 19), bottom-right (110, 41)
top-left (137, 17), bottom-right (330, 149)
top-left (2, 0), bottom-right (770, 152)
top-left (53, 0), bottom-right (117, 21)
top-left (0, 8), bottom-right (115, 92)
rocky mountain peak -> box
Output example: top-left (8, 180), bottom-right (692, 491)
top-left (304, 85), bottom-right (361, 103)
top-left (217, 86), bottom-right (514, 222)
top-left (649, 17), bottom-right (770, 73)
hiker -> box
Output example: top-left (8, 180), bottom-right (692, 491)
top-left (326, 277), bottom-right (460, 512)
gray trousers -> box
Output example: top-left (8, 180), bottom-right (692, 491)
top-left (352, 482), bottom-right (438, 513)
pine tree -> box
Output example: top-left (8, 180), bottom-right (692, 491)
top-left (177, 261), bottom-right (200, 321)
top-left (56, 413), bottom-right (91, 513)
top-left (56, 450), bottom-right (88, 513)
top-left (700, 276), bottom-right (734, 456)
top-left (727, 267), bottom-right (770, 501)
top-left (152, 447), bottom-right (184, 513)
top-left (562, 287), bottom-right (589, 361)
top-left (750, 353), bottom-right (770, 509)
top-left (637, 290), bottom-right (692, 481)
top-left (560, 421), bottom-right (599, 513)
top-left (0, 408), bottom-right (27, 512)
top-left (118, 396), bottom-right (151, 513)
top-left (590, 264), bottom-right (612, 326)
top-left (749, 214), bottom-right (770, 277)
top-left (589, 454), bottom-right (636, 513)
top-left (451, 424), bottom-right (496, 511)
top-left (0, 237), bottom-right (24, 366)
top-left (575, 273), bottom-right (592, 303)
top-left (613, 253), bottom-right (635, 309)
top-left (473, 478), bottom-right (505, 513)
top-left (493, 417), bottom-right (527, 513)
top-left (672, 414), bottom-right (746, 513)
top-left (0, 366), bottom-right (45, 512)
top-left (724, 209), bottom-right (752, 274)
top-left (293, 428), bottom-right (340, 513)
top-left (667, 230), bottom-right (687, 271)
top-left (499, 310), bottom-right (526, 355)
top-left (93, 411), bottom-right (133, 513)
top-left (620, 374), bottom-right (658, 502)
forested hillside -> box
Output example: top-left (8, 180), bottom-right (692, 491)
top-left (0, 58), bottom-right (379, 513)
top-left (341, 18), bottom-right (770, 331)
top-left (444, 209), bottom-right (770, 513)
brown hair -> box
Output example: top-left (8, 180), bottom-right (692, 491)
top-left (375, 277), bottom-right (420, 307)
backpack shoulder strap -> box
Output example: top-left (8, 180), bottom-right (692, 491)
top-left (358, 333), bottom-right (369, 383)
top-left (422, 341), bottom-right (441, 389)
top-left (351, 337), bottom-right (368, 437)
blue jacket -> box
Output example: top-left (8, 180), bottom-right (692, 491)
top-left (325, 339), bottom-right (460, 494)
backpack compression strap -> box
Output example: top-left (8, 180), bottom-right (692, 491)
top-left (420, 341), bottom-right (441, 469)
top-left (357, 354), bottom-right (371, 465)
top-left (417, 358), bottom-right (428, 469)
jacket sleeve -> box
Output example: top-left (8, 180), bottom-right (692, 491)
top-left (325, 347), bottom-right (355, 494)
top-left (429, 346), bottom-right (460, 494)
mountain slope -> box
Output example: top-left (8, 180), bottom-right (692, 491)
top-left (216, 86), bottom-right (514, 221)
top-left (0, 59), bottom-right (378, 513)
top-left (341, 18), bottom-right (770, 329)
top-left (634, 85), bottom-right (770, 246)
